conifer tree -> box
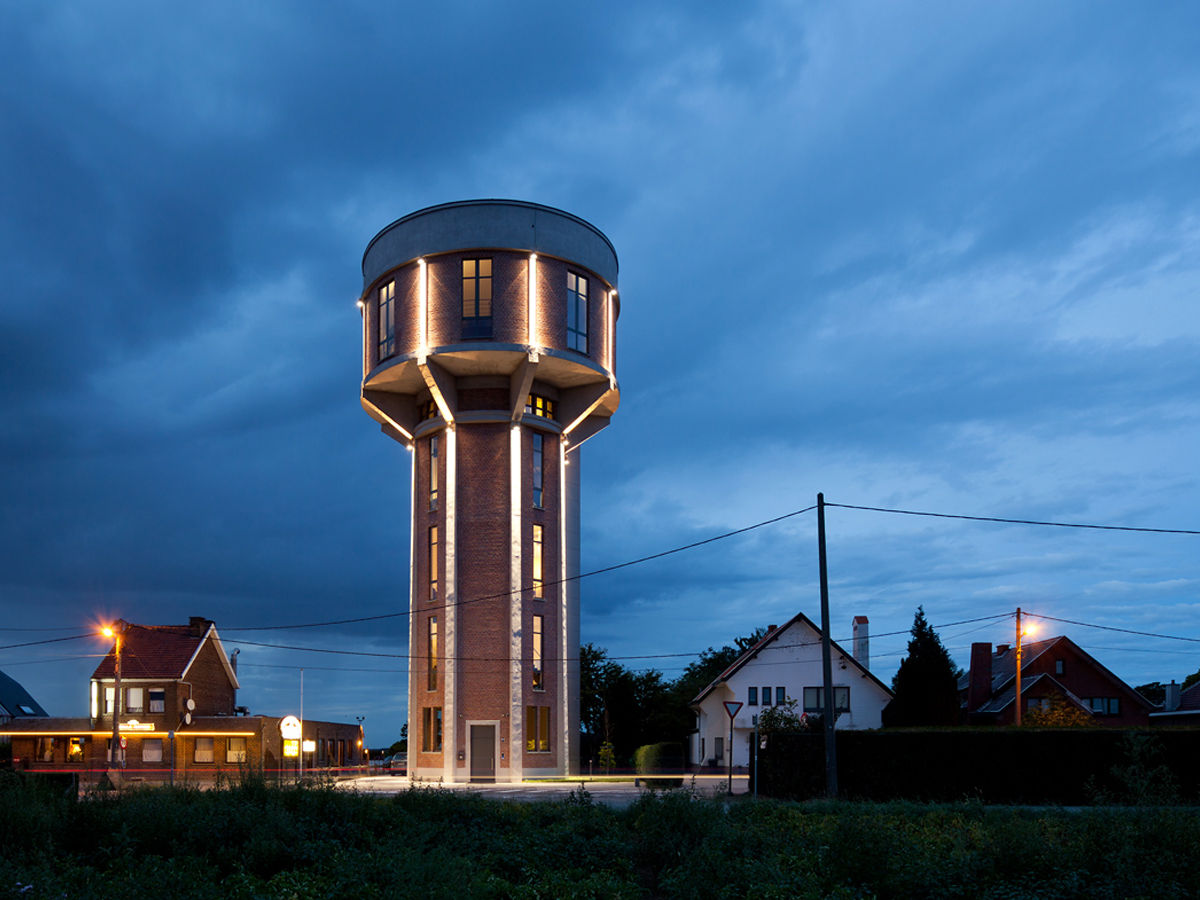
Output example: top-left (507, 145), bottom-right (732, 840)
top-left (886, 606), bottom-right (962, 726)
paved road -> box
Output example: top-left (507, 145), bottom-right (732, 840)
top-left (338, 774), bottom-right (749, 809)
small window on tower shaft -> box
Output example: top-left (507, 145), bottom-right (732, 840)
top-left (462, 258), bottom-right (492, 339)
top-left (567, 272), bottom-right (588, 353)
top-left (377, 280), bottom-right (395, 360)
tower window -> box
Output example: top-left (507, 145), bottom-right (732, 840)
top-left (525, 394), bottom-right (556, 419)
top-left (420, 399), bottom-right (439, 421)
top-left (567, 272), bottom-right (588, 353)
top-left (422, 707), bottom-right (443, 751)
top-left (377, 280), bottom-right (395, 360)
top-left (429, 525), bottom-right (439, 602)
top-left (427, 616), bottom-right (438, 690)
top-left (532, 524), bottom-right (544, 599)
top-left (430, 435), bottom-right (439, 510)
top-left (532, 614), bottom-right (544, 690)
top-left (525, 706), bottom-right (550, 752)
top-left (462, 258), bottom-right (492, 339)
top-left (532, 432), bottom-right (543, 509)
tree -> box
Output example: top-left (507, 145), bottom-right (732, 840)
top-left (886, 606), bottom-right (962, 726)
top-left (1183, 667), bottom-right (1200, 691)
top-left (1135, 682), bottom-right (1166, 706)
top-left (1024, 696), bottom-right (1095, 727)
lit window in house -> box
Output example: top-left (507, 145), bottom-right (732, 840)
top-left (567, 271), bottom-right (588, 353)
top-left (68, 739), bottom-right (84, 761)
top-left (803, 686), bottom-right (850, 713)
top-left (429, 525), bottom-right (439, 602)
top-left (226, 736), bottom-right (247, 763)
top-left (422, 707), bottom-right (443, 751)
top-left (462, 258), bottom-right (492, 339)
top-left (194, 737), bottom-right (214, 763)
top-left (428, 616), bottom-right (438, 691)
top-left (532, 432), bottom-right (544, 509)
top-left (430, 434), bottom-right (439, 510)
top-left (104, 686), bottom-right (115, 715)
top-left (420, 399), bottom-right (439, 421)
top-left (748, 686), bottom-right (758, 706)
top-left (525, 394), bottom-right (556, 419)
top-left (125, 687), bottom-right (143, 714)
top-left (532, 524), bottom-right (544, 599)
top-left (143, 738), bottom-right (164, 763)
top-left (149, 689), bottom-right (165, 713)
top-left (525, 705), bottom-right (550, 752)
top-left (378, 280), bottom-right (395, 359)
top-left (532, 614), bottom-right (544, 690)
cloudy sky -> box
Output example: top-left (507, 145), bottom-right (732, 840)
top-left (3, 2), bottom-right (1199, 743)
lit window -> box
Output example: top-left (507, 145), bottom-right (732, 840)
top-left (532, 524), bottom-right (543, 599)
top-left (429, 525), bottom-right (439, 602)
top-left (378, 280), bottom-right (395, 359)
top-left (422, 707), bottom-right (443, 751)
top-left (532, 615), bottom-right (544, 690)
top-left (803, 687), bottom-right (850, 713)
top-left (104, 686), bottom-right (115, 715)
top-left (776, 686), bottom-right (786, 706)
top-left (194, 737), bottom-right (214, 763)
top-left (226, 737), bottom-right (247, 764)
top-left (430, 434), bottom-right (439, 510)
top-left (567, 272), bottom-right (588, 353)
top-left (525, 394), bottom-right (556, 419)
top-left (420, 399), bottom-right (439, 421)
top-left (37, 737), bottom-right (55, 762)
top-left (761, 686), bottom-right (772, 707)
top-left (532, 432), bottom-right (544, 509)
top-left (149, 689), bottom-right (165, 714)
top-left (143, 738), bottom-right (164, 763)
top-left (428, 616), bottom-right (438, 691)
top-left (525, 706), bottom-right (550, 752)
top-left (68, 738), bottom-right (84, 761)
top-left (748, 686), bottom-right (758, 706)
top-left (125, 687), bottom-right (143, 714)
top-left (462, 258), bottom-right (492, 339)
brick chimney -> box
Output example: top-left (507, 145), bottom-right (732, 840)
top-left (189, 616), bottom-right (210, 636)
top-left (967, 642), bottom-right (993, 712)
top-left (852, 616), bottom-right (870, 670)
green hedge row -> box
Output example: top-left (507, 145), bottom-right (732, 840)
top-left (756, 728), bottom-right (1200, 804)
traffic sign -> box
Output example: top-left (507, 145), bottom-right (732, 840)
top-left (723, 701), bottom-right (743, 719)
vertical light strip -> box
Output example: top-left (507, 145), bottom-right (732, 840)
top-left (527, 253), bottom-right (538, 347)
top-left (607, 290), bottom-right (616, 375)
top-left (508, 424), bottom-right (524, 776)
top-left (418, 258), bottom-right (428, 356)
top-left (408, 437), bottom-right (418, 777)
top-left (443, 425), bottom-right (457, 781)
top-left (559, 437), bottom-right (569, 772)
top-left (358, 299), bottom-right (367, 375)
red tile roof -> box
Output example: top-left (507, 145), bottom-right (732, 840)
top-left (91, 623), bottom-right (213, 681)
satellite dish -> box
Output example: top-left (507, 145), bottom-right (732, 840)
top-left (183, 712), bottom-right (192, 726)
top-left (186, 698), bottom-right (196, 711)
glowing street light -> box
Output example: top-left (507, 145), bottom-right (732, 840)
top-left (102, 620), bottom-right (127, 775)
top-left (1014, 609), bottom-right (1037, 726)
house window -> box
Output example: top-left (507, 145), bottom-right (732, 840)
top-left (714, 736), bottom-right (724, 762)
top-left (1086, 697), bottom-right (1120, 715)
top-left (430, 435), bottom-right (439, 510)
top-left (422, 707), bottom-right (443, 751)
top-left (803, 687), bottom-right (851, 713)
top-left (525, 706), bottom-right (550, 752)
top-left (532, 432), bottom-right (544, 509)
top-left (149, 689), bottom-right (165, 714)
top-left (525, 394), bottom-right (556, 419)
top-left (429, 525), bottom-right (439, 602)
top-left (567, 271), bottom-right (588, 353)
top-left (1027, 698), bottom-right (1050, 712)
top-left (104, 686), bottom-right (115, 715)
top-left (143, 738), bottom-right (164, 763)
top-left (776, 686), bottom-right (786, 706)
top-left (125, 687), bottom-right (144, 714)
top-left (37, 737), bottom-right (55, 762)
top-left (428, 616), bottom-right (438, 691)
top-left (420, 399), bottom-right (439, 421)
top-left (1054, 659), bottom-right (1064, 675)
top-left (532, 614), bottom-right (544, 690)
top-left (747, 686), bottom-right (758, 706)
top-left (68, 738), bottom-right (84, 761)
top-left (462, 258), bottom-right (492, 339)
top-left (377, 280), bottom-right (395, 359)
top-left (532, 524), bottom-right (544, 599)
top-left (226, 737), bottom-right (247, 764)
top-left (194, 737), bottom-right (214, 763)
top-left (761, 686), bottom-right (772, 707)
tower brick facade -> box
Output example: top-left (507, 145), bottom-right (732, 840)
top-left (357, 200), bottom-right (620, 782)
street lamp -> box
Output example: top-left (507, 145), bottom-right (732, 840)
top-left (101, 620), bottom-right (126, 775)
top-left (1013, 609), bottom-right (1036, 726)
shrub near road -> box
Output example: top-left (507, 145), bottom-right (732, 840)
top-left (1, 772), bottom-right (1198, 898)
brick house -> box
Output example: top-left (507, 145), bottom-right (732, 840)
top-left (960, 636), bottom-right (1154, 726)
top-left (2, 617), bottom-right (364, 782)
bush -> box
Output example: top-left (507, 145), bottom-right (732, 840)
top-left (633, 742), bottom-right (684, 789)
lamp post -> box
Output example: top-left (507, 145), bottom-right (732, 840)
top-left (102, 620), bottom-right (126, 775)
top-left (1014, 608), bottom-right (1024, 726)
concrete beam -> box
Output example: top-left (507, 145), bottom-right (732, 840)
top-left (509, 351), bottom-right (540, 421)
top-left (419, 357), bottom-right (457, 423)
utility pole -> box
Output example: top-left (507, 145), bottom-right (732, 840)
top-left (817, 493), bottom-right (838, 799)
top-left (1014, 607), bottom-right (1023, 727)
top-left (105, 620), bottom-right (126, 777)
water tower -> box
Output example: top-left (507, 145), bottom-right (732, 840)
top-left (358, 200), bottom-right (619, 782)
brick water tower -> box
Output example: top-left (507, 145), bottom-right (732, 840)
top-left (357, 200), bottom-right (619, 782)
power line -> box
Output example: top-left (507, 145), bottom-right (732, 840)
top-left (222, 503), bottom-right (819, 632)
top-left (0, 634), bottom-right (92, 652)
top-left (827, 502), bottom-right (1200, 535)
top-left (1026, 612), bottom-right (1200, 644)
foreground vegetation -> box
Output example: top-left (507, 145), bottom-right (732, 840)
top-left (2, 772), bottom-right (1198, 898)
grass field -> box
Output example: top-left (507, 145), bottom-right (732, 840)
top-left (1, 770), bottom-right (1197, 898)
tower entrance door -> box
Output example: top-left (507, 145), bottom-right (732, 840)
top-left (470, 725), bottom-right (495, 782)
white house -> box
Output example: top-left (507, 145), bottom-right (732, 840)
top-left (689, 613), bottom-right (892, 769)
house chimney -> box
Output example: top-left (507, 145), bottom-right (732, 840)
top-left (996, 643), bottom-right (1010, 655)
top-left (230, 647), bottom-right (240, 676)
top-left (1165, 680), bottom-right (1181, 712)
top-left (967, 642), bottom-right (993, 712)
top-left (189, 616), bottom-right (209, 636)
top-left (767, 624), bottom-right (777, 633)
top-left (852, 616), bottom-right (869, 670)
